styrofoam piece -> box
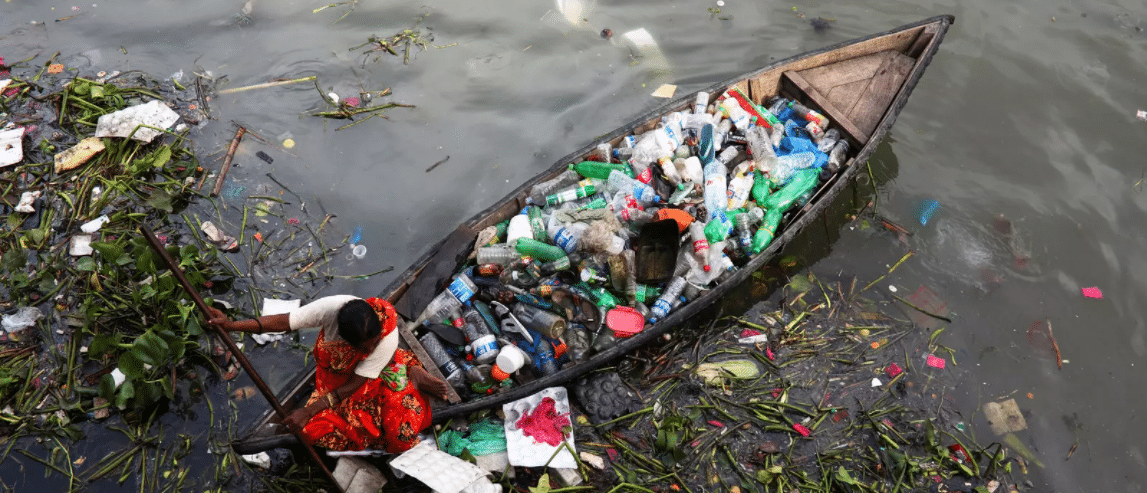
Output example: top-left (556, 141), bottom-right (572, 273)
top-left (81, 215), bottom-right (110, 233)
top-left (0, 127), bottom-right (24, 168)
top-left (70, 234), bottom-right (94, 256)
top-left (579, 451), bottom-right (605, 470)
top-left (551, 467), bottom-right (584, 487)
top-left (251, 298), bottom-right (300, 345)
top-left (334, 456), bottom-right (386, 492)
top-left (240, 452), bottom-right (271, 469)
top-left (502, 387), bottom-right (577, 469)
top-left (54, 136), bottom-right (106, 173)
top-left (390, 442), bottom-right (487, 493)
top-left (474, 451), bottom-right (509, 473)
top-left (456, 476), bottom-right (501, 493)
top-left (0, 80), bottom-right (11, 93)
top-left (95, 100), bottom-right (180, 143)
top-left (983, 399), bottom-right (1027, 435)
top-left (14, 190), bottom-right (40, 213)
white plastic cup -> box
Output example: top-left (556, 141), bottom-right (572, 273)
top-left (351, 244), bottom-right (367, 259)
top-left (506, 214), bottom-right (532, 246)
top-left (494, 344), bottom-right (526, 374)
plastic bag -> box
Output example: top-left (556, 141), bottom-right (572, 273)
top-left (2, 307), bottom-right (44, 333)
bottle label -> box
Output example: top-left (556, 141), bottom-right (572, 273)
top-left (693, 239), bottom-right (709, 254)
top-left (636, 167), bottom-right (653, 184)
top-left (448, 276), bottom-right (476, 304)
top-left (440, 359), bottom-right (461, 376)
top-left (554, 228), bottom-right (579, 253)
top-left (472, 335), bottom-right (499, 361)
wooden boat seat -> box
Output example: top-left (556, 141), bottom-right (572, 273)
top-left (781, 50), bottom-right (916, 145)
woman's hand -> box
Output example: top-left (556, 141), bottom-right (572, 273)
top-left (282, 407), bottom-right (314, 433)
top-left (205, 307), bottom-right (234, 332)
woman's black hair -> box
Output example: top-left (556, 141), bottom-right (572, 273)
top-left (337, 299), bottom-right (382, 348)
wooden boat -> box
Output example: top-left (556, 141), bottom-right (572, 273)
top-left (233, 15), bottom-right (953, 453)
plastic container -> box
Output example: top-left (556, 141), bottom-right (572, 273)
top-left (678, 156), bottom-right (704, 185)
top-left (606, 306), bottom-right (645, 338)
top-left (491, 344), bottom-right (526, 381)
top-left (506, 214), bottom-right (532, 245)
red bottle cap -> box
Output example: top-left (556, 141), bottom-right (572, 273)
top-left (491, 365), bottom-right (510, 381)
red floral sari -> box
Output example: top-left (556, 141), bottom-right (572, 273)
top-left (299, 298), bottom-right (432, 452)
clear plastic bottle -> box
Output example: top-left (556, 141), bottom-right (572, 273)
top-left (816, 128), bottom-right (840, 153)
top-left (417, 290), bottom-right (464, 326)
top-left (733, 210), bottom-right (755, 251)
top-left (720, 99), bottom-right (752, 131)
top-left (657, 157), bottom-right (683, 185)
top-left (702, 159), bottom-right (728, 219)
top-left (826, 140), bottom-right (849, 173)
top-left (546, 184), bottom-right (597, 206)
top-left (713, 119), bottom-right (732, 153)
top-left (593, 142), bottom-right (612, 162)
top-left (565, 326), bottom-right (590, 363)
top-left (528, 169), bottom-right (580, 205)
top-left (746, 126), bottom-right (777, 175)
top-left (477, 244), bottom-right (520, 266)
top-left (419, 333), bottom-right (466, 390)
top-left (688, 221), bottom-right (711, 272)
top-left (788, 101), bottom-right (830, 129)
top-left (607, 170), bottom-right (660, 206)
top-left (772, 152), bottom-right (818, 185)
top-left (527, 206), bottom-right (547, 241)
top-left (694, 91), bottom-right (710, 114)
top-left (548, 220), bottom-right (588, 254)
top-left (727, 171), bottom-right (753, 210)
top-left (649, 276), bottom-right (687, 323)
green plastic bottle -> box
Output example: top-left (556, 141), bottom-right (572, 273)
top-left (763, 169), bottom-right (819, 213)
top-left (631, 284), bottom-right (661, 304)
top-left (527, 206), bottom-right (548, 241)
top-left (495, 219), bottom-right (510, 242)
top-left (704, 210), bottom-right (733, 243)
top-left (751, 170), bottom-right (772, 205)
top-left (515, 237), bottom-right (568, 262)
top-left (751, 208), bottom-right (783, 254)
top-left (578, 197), bottom-right (609, 210)
top-left (570, 161), bottom-right (634, 180)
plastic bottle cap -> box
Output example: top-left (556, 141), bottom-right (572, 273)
top-left (703, 265), bottom-right (711, 272)
top-left (490, 365), bottom-right (510, 381)
top-left (607, 306), bottom-right (645, 338)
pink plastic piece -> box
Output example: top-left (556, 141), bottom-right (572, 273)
top-left (885, 363), bottom-right (903, 378)
top-left (925, 355), bottom-right (946, 369)
top-left (607, 306), bottom-right (645, 338)
top-left (516, 397), bottom-right (570, 446)
top-left (792, 423), bottom-right (811, 437)
top-left (1082, 287), bottom-right (1103, 299)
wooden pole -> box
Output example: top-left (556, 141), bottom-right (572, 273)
top-left (210, 126), bottom-right (246, 197)
top-left (139, 224), bottom-right (342, 492)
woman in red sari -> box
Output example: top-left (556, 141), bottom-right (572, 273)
top-left (208, 296), bottom-right (450, 452)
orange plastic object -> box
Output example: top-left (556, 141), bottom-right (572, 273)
top-left (654, 208), bottom-right (694, 233)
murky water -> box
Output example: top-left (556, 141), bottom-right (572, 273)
top-left (4, 0), bottom-right (1146, 490)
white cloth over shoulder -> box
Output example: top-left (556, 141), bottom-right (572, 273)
top-left (288, 295), bottom-right (398, 379)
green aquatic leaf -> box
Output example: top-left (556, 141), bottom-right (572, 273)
top-left (150, 146), bottom-right (172, 169)
top-left (146, 189), bottom-right (174, 213)
top-left (115, 380), bottom-right (135, 409)
top-left (88, 334), bottom-right (117, 358)
top-left (90, 241), bottom-right (124, 263)
top-left (76, 256), bottom-right (97, 272)
top-left (118, 351), bottom-right (145, 379)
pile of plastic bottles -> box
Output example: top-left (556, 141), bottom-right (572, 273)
top-left (415, 88), bottom-right (849, 400)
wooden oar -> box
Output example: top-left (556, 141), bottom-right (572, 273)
top-left (139, 225), bottom-right (342, 492)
